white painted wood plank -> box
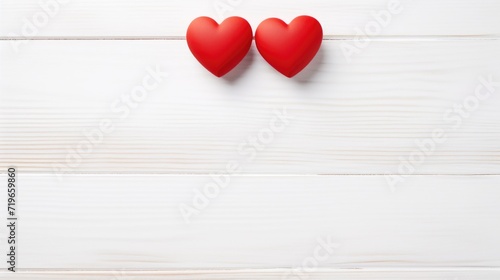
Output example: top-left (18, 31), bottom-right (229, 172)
top-left (2, 269), bottom-right (500, 280)
top-left (1, 40), bottom-right (500, 174)
top-left (0, 175), bottom-right (499, 269)
top-left (1, 0), bottom-right (500, 37)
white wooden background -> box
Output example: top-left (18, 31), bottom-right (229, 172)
top-left (1, 0), bottom-right (500, 279)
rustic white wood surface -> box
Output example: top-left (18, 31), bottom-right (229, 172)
top-left (1, 0), bottom-right (500, 279)
top-left (2, 269), bottom-right (500, 280)
top-left (0, 174), bottom-right (500, 270)
top-left (1, 40), bottom-right (500, 174)
top-left (1, 0), bottom-right (500, 37)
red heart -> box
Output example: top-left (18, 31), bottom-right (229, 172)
top-left (187, 16), bottom-right (253, 77)
top-left (255, 16), bottom-right (323, 78)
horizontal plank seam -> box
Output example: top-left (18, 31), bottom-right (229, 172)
top-left (1, 173), bottom-right (499, 176)
top-left (2, 35), bottom-right (500, 41)
top-left (5, 267), bottom-right (500, 272)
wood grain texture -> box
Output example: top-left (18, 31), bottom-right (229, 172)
top-left (0, 174), bottom-right (499, 269)
top-left (1, 0), bottom-right (500, 37)
top-left (1, 1), bottom-right (500, 278)
top-left (1, 40), bottom-right (500, 174)
top-left (2, 269), bottom-right (500, 280)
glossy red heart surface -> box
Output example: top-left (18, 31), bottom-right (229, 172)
top-left (186, 16), bottom-right (253, 77)
top-left (255, 16), bottom-right (323, 78)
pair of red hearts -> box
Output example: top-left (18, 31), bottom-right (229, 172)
top-left (187, 16), bottom-right (323, 78)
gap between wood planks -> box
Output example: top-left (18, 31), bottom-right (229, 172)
top-left (0, 173), bottom-right (499, 176)
top-left (6, 267), bottom-right (500, 271)
top-left (1, 35), bottom-right (500, 41)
